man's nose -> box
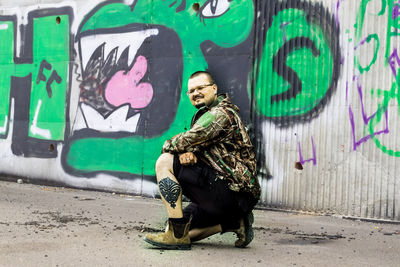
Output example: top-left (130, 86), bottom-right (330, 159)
top-left (192, 89), bottom-right (200, 96)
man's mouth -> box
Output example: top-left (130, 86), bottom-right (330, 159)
top-left (193, 95), bottom-right (204, 101)
top-left (75, 24), bottom-right (183, 136)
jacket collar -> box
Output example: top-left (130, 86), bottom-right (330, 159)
top-left (198, 93), bottom-right (228, 112)
top-left (191, 94), bottom-right (228, 127)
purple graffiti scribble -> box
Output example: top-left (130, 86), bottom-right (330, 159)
top-left (333, 0), bottom-right (344, 28)
top-left (392, 2), bottom-right (400, 20)
top-left (298, 137), bottom-right (317, 166)
top-left (354, 37), bottom-right (369, 50)
top-left (389, 48), bottom-right (400, 77)
top-left (348, 77), bottom-right (389, 151)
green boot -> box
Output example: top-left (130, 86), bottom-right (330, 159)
top-left (144, 219), bottom-right (191, 250)
top-left (233, 211), bottom-right (254, 248)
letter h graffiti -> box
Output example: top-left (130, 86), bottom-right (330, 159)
top-left (0, 8), bottom-right (72, 158)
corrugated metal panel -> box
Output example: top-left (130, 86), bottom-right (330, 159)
top-left (255, 0), bottom-right (399, 221)
top-left (0, 0), bottom-right (397, 222)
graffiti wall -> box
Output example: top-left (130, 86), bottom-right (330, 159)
top-left (0, 0), bottom-right (398, 221)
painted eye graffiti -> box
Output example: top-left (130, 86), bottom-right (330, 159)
top-left (198, 0), bottom-right (233, 20)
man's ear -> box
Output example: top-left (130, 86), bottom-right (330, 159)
top-left (213, 84), bottom-right (218, 94)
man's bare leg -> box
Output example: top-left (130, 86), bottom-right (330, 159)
top-left (156, 154), bottom-right (223, 241)
top-left (189, 225), bottom-right (222, 242)
top-left (143, 153), bottom-right (191, 249)
top-left (155, 153), bottom-right (183, 218)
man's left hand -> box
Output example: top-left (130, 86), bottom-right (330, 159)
top-left (179, 152), bottom-right (197, 166)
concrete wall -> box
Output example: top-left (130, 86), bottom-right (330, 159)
top-left (0, 0), bottom-right (398, 221)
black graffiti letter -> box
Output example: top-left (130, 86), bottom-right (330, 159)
top-left (271, 37), bottom-right (321, 104)
top-left (176, 0), bottom-right (186, 12)
top-left (159, 177), bottom-right (181, 209)
top-left (36, 59), bottom-right (52, 84)
top-left (46, 70), bottom-right (62, 98)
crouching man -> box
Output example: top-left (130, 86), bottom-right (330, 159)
top-left (144, 71), bottom-right (261, 250)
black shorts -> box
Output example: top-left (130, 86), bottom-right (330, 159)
top-left (173, 154), bottom-right (255, 230)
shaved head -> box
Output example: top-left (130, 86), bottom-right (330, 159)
top-left (189, 71), bottom-right (215, 84)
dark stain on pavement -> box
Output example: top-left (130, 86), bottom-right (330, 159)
top-left (254, 226), bottom-right (345, 245)
top-left (113, 224), bottom-right (160, 233)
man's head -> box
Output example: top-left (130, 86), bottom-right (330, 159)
top-left (187, 71), bottom-right (218, 109)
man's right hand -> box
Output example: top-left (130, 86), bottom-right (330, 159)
top-left (179, 152), bottom-right (197, 166)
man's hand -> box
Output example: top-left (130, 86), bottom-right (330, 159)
top-left (179, 152), bottom-right (197, 166)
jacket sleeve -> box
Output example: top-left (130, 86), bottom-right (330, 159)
top-left (162, 108), bottom-right (231, 154)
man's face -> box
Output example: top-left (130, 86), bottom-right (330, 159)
top-left (187, 74), bottom-right (217, 109)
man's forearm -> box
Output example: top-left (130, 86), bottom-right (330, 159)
top-left (162, 132), bottom-right (200, 154)
top-left (162, 134), bottom-right (187, 154)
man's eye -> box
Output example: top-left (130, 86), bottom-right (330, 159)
top-left (200, 0), bottom-right (232, 18)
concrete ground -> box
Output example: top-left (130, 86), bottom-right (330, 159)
top-left (0, 180), bottom-right (399, 267)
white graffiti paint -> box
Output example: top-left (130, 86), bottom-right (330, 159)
top-left (80, 28), bottom-right (159, 71)
top-left (78, 103), bottom-right (140, 133)
top-left (30, 100), bottom-right (52, 139)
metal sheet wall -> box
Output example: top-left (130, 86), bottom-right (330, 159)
top-left (255, 0), bottom-right (399, 221)
top-left (0, 0), bottom-right (398, 221)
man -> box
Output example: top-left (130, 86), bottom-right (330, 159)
top-left (144, 71), bottom-right (261, 250)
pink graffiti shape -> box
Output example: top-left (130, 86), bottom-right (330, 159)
top-left (105, 55), bottom-right (153, 109)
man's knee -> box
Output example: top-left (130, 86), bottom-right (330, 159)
top-left (155, 153), bottom-right (174, 176)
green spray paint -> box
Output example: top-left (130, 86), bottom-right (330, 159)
top-left (0, 21), bottom-right (15, 137)
top-left (254, 8), bottom-right (334, 118)
top-left (353, 0), bottom-right (400, 156)
top-left (354, 0), bottom-right (384, 72)
top-left (385, 0), bottom-right (400, 65)
top-left (369, 71), bottom-right (400, 157)
top-left (354, 1), bottom-right (400, 68)
top-left (65, 0), bottom-right (254, 176)
top-left (30, 15), bottom-right (70, 140)
top-left (0, 16), bottom-right (69, 141)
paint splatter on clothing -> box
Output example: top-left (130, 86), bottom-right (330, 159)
top-left (162, 94), bottom-right (261, 200)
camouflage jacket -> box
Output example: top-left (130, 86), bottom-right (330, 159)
top-left (162, 94), bottom-right (261, 200)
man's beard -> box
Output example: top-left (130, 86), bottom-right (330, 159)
top-left (195, 102), bottom-right (205, 109)
top-left (194, 96), bottom-right (205, 109)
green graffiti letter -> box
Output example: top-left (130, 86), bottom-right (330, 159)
top-left (255, 8), bottom-right (335, 119)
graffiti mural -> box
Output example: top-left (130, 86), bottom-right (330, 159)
top-left (349, 0), bottom-right (400, 156)
top-left (0, 0), bottom-right (340, 182)
top-left (61, 0), bottom-right (340, 180)
top-left (0, 0), bottom-right (398, 220)
top-left (0, 8), bottom-right (73, 158)
top-left (253, 0), bottom-right (341, 126)
top-left (62, 0), bottom-right (256, 179)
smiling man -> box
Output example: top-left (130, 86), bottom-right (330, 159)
top-left (144, 71), bottom-right (261, 250)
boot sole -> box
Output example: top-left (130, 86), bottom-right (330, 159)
top-left (143, 237), bottom-right (191, 250)
top-left (236, 211), bottom-right (254, 248)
